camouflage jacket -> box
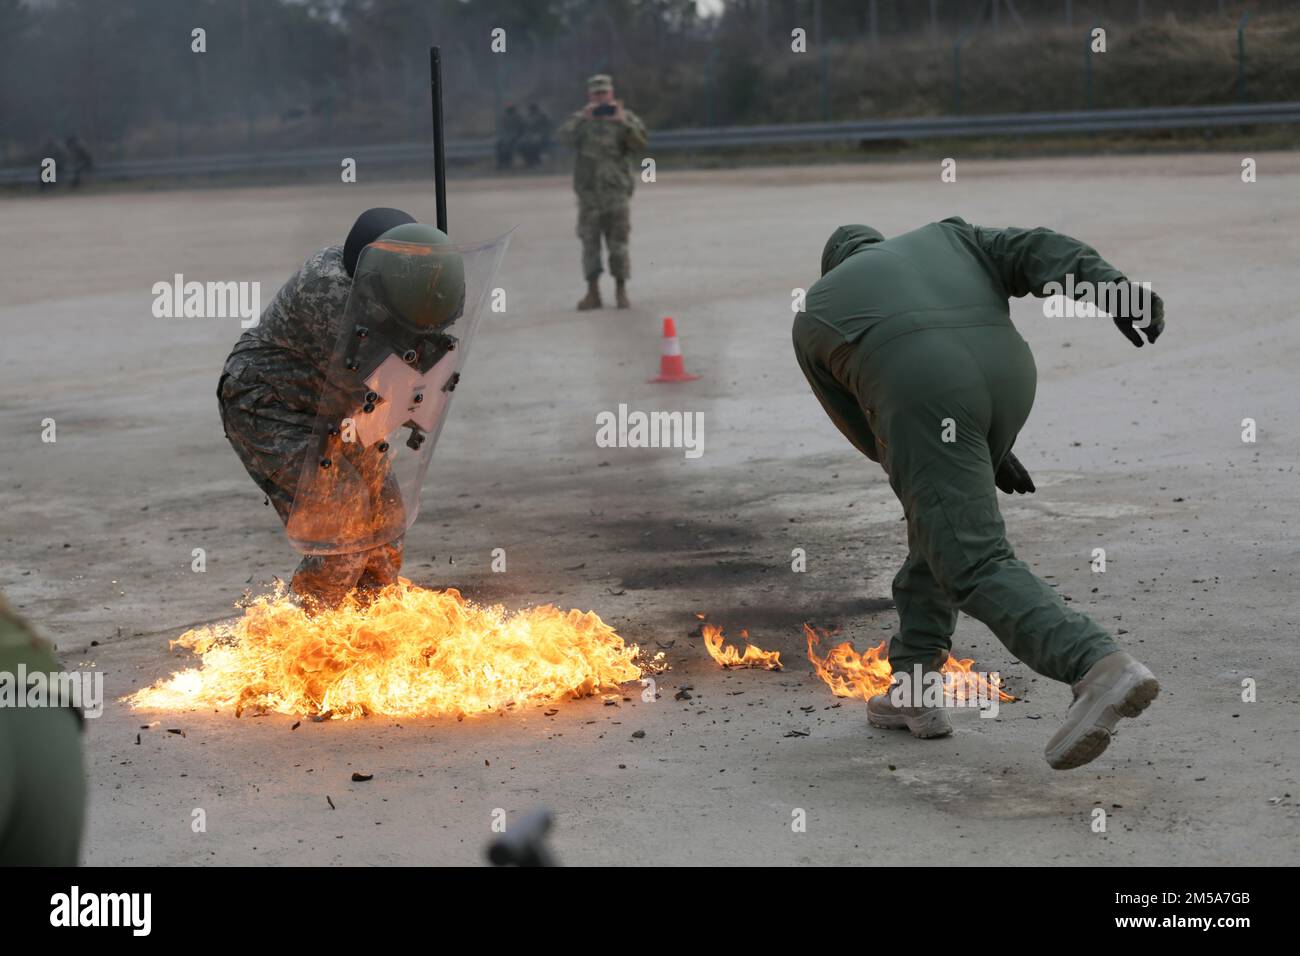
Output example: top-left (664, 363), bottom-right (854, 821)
top-left (557, 108), bottom-right (648, 206)
top-left (222, 245), bottom-right (351, 415)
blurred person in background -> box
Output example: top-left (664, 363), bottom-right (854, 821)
top-left (497, 105), bottom-right (525, 169)
top-left (0, 594), bottom-right (86, 865)
top-left (518, 103), bottom-right (552, 168)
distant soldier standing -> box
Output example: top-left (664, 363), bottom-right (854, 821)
top-left (558, 74), bottom-right (648, 310)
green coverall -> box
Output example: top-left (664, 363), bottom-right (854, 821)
top-left (793, 218), bottom-right (1127, 684)
top-left (0, 597), bottom-right (86, 865)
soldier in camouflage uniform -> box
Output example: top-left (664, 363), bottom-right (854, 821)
top-left (558, 74), bottom-right (648, 310)
top-left (217, 207), bottom-right (416, 607)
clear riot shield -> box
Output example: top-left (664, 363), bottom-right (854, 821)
top-left (286, 231), bottom-right (511, 555)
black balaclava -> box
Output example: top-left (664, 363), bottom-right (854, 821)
top-left (820, 224), bottom-right (886, 277)
top-left (343, 207), bottom-right (417, 277)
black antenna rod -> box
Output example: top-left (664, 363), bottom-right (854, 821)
top-left (429, 46), bottom-right (448, 234)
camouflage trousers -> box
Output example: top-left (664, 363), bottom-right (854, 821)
top-left (577, 199), bottom-right (631, 281)
top-left (217, 371), bottom-right (403, 607)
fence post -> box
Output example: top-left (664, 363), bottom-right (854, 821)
top-left (1237, 11), bottom-right (1250, 103)
top-left (953, 30), bottom-right (972, 114)
top-left (953, 42), bottom-right (961, 114)
top-left (821, 46), bottom-right (830, 121)
top-left (815, 0), bottom-right (830, 121)
top-left (1084, 21), bottom-right (1097, 109)
top-left (705, 47), bottom-right (719, 126)
top-left (493, 54), bottom-right (502, 143)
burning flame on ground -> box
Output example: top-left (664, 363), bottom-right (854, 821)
top-left (701, 624), bottom-right (782, 670)
top-left (127, 581), bottom-right (647, 720)
top-left (804, 624), bottom-right (1014, 702)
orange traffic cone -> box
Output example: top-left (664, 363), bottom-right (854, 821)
top-left (649, 317), bottom-right (700, 383)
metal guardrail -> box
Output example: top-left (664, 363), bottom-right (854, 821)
top-left (0, 139), bottom-right (495, 186)
top-left (653, 101), bottom-right (1300, 146)
top-left (3, 102), bottom-right (1298, 186)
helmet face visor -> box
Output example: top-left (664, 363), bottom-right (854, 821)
top-left (360, 238), bottom-right (466, 334)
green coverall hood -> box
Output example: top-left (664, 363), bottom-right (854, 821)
top-left (820, 224), bottom-right (886, 277)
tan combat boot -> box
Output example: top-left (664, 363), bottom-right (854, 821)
top-left (867, 674), bottom-right (953, 739)
top-left (577, 279), bottom-right (602, 311)
top-left (1045, 651), bottom-right (1159, 770)
top-left (615, 280), bottom-right (630, 309)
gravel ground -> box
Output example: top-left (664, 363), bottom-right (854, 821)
top-left (2, 151), bottom-right (1297, 865)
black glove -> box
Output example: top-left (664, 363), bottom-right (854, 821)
top-left (1113, 283), bottom-right (1164, 348)
top-left (995, 451), bottom-right (1036, 495)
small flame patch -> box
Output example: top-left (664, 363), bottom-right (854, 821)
top-left (804, 624), bottom-right (1014, 703)
top-left (701, 624), bottom-right (782, 670)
